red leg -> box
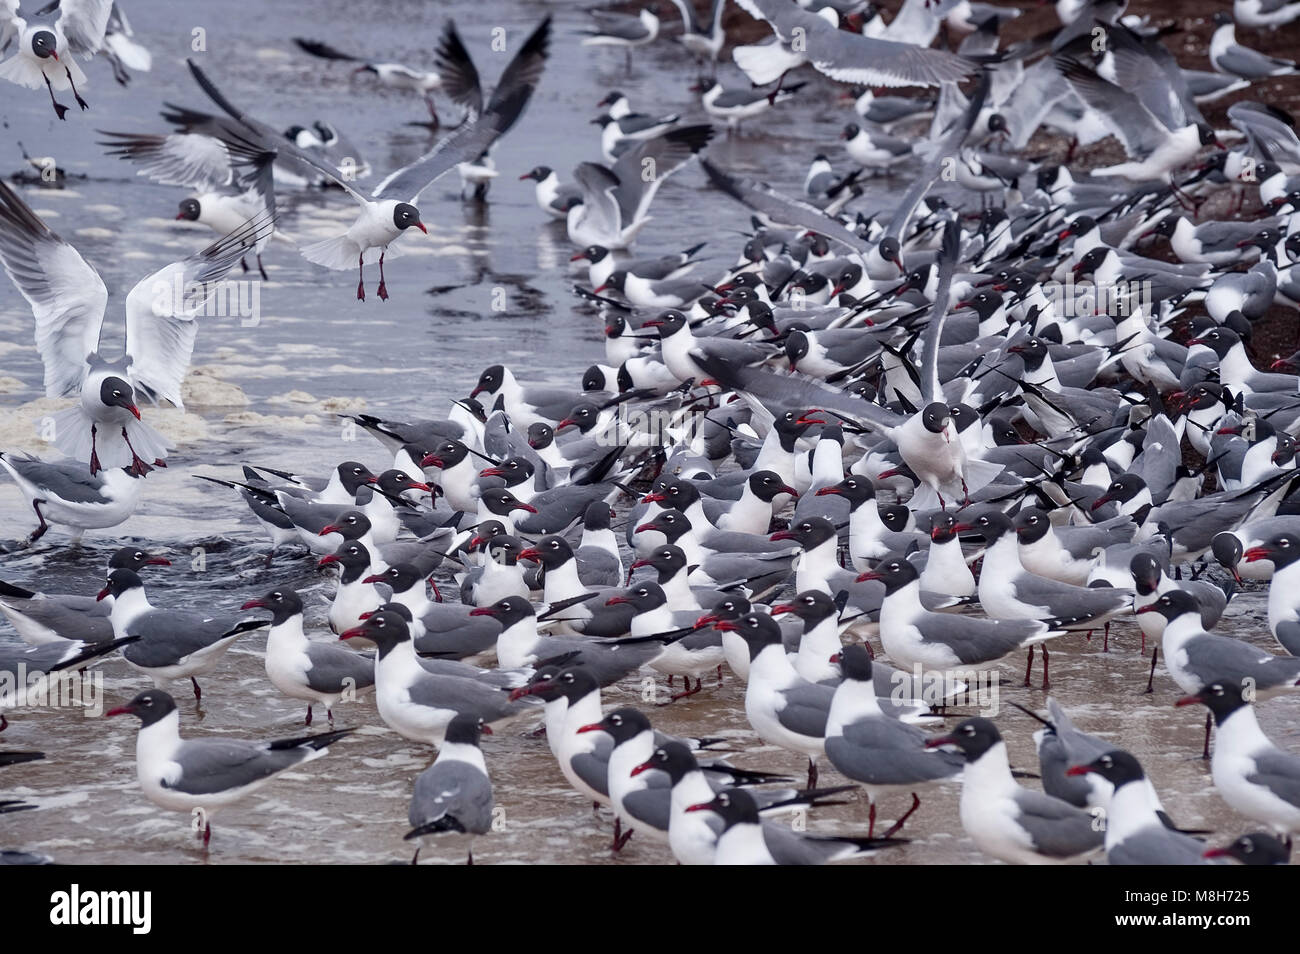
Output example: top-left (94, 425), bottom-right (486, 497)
top-left (1202, 713), bottom-right (1212, 761)
top-left (305, 705), bottom-right (313, 726)
top-left (882, 793), bottom-right (921, 838)
top-left (29, 501), bottom-right (49, 544)
top-left (191, 677), bottom-right (202, 702)
top-left (377, 251), bottom-right (389, 301)
top-left (357, 252), bottom-right (366, 301)
top-left (806, 758), bottom-right (818, 790)
top-left (121, 427), bottom-right (154, 477)
top-left (868, 802), bottom-right (876, 839)
top-left (1041, 646), bottom-right (1050, 691)
top-left (1144, 646), bottom-right (1158, 694)
top-left (1023, 645), bottom-right (1034, 688)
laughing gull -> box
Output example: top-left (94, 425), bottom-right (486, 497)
top-left (184, 60), bottom-right (528, 300)
top-left (341, 610), bottom-right (532, 745)
top-left (433, 17), bottom-right (551, 199)
top-left (1204, 832), bottom-right (1292, 865)
top-left (926, 718), bottom-right (1104, 864)
top-left (716, 612), bottom-right (833, 788)
top-left (520, 165), bottom-right (582, 219)
top-left (567, 125), bottom-right (715, 250)
top-left (1066, 750), bottom-right (1213, 865)
top-left (241, 588), bottom-right (374, 726)
top-left (318, 540), bottom-right (387, 635)
top-left (825, 645), bottom-right (964, 837)
top-left (1177, 681), bottom-right (1300, 837)
top-left (863, 555), bottom-right (1068, 675)
top-left (368, 564), bottom-right (502, 659)
top-left (670, 0), bottom-right (726, 66)
top-left (0, 545), bottom-right (168, 645)
top-left (579, 8), bottom-right (659, 71)
top-left (0, 180), bottom-right (272, 475)
top-left (100, 568), bottom-right (267, 701)
top-left (1209, 13), bottom-right (1297, 79)
top-left (405, 714), bottom-right (494, 865)
top-left (694, 77), bottom-right (804, 131)
top-left (0, 0), bottom-right (109, 117)
top-left (963, 510), bottom-right (1131, 686)
top-left (1, 634), bottom-right (138, 729)
top-left (291, 37), bottom-right (444, 122)
top-left (1243, 532), bottom-right (1300, 654)
top-left (734, 0), bottom-right (976, 90)
top-left (106, 689), bottom-right (353, 847)
top-left (685, 788), bottom-right (905, 865)
top-left (1137, 589), bottom-right (1300, 757)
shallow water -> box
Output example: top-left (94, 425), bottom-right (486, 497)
top-left (1, 0), bottom-right (1298, 865)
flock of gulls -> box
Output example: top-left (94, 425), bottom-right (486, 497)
top-left (5, 0), bottom-right (1300, 867)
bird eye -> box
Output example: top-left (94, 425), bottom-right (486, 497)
top-left (1100, 755), bottom-right (1112, 767)
top-left (962, 725), bottom-right (975, 735)
top-left (1241, 841), bottom-right (1254, 854)
top-left (563, 673), bottom-right (575, 682)
top-left (611, 715), bottom-right (622, 725)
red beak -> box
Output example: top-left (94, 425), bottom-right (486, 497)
top-left (1243, 546), bottom-right (1270, 563)
top-left (1174, 694), bottom-right (1202, 707)
top-left (685, 802), bottom-right (713, 812)
top-left (518, 548), bottom-right (542, 562)
top-left (512, 502), bottom-right (538, 513)
top-left (605, 595), bottom-right (630, 606)
top-left (468, 607), bottom-right (495, 617)
top-left (631, 758), bottom-right (655, 777)
top-left (415, 222), bottom-right (428, 234)
top-left (577, 722), bottom-right (605, 734)
top-left (420, 454), bottom-right (445, 469)
top-left (319, 525), bottom-right (341, 536)
top-left (634, 521), bottom-right (658, 534)
top-left (641, 492), bottom-right (666, 504)
top-left (712, 619), bottom-right (738, 632)
top-left (105, 705), bottom-right (133, 717)
top-left (770, 603), bottom-right (795, 616)
top-left (145, 557), bottom-right (170, 566)
top-left (240, 599), bottom-right (266, 610)
top-left (556, 418), bottom-right (577, 431)
top-left (318, 554), bottom-right (340, 568)
top-left (96, 586), bottom-right (110, 601)
top-left (1065, 765), bottom-right (1091, 777)
top-left (779, 485), bottom-right (799, 498)
top-left (628, 558), bottom-right (652, 571)
top-left (923, 735), bottom-right (956, 749)
top-left (570, 251), bottom-right (587, 261)
top-left (479, 467), bottom-right (504, 478)
top-left (770, 529), bottom-right (796, 541)
top-left (1202, 847), bottom-right (1231, 859)
top-left (856, 570), bottom-right (882, 582)
top-left (1090, 494), bottom-right (1110, 512)
top-left (815, 486), bottom-right (842, 497)
top-left (361, 574), bottom-right (386, 584)
top-left (339, 625), bottom-right (366, 640)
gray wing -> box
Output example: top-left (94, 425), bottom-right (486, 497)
top-left (775, 682), bottom-right (834, 739)
top-left (609, 126), bottom-right (713, 225)
top-left (58, 0), bottom-right (113, 56)
top-left (123, 209), bottom-right (275, 408)
top-left (1217, 44), bottom-right (1292, 79)
top-left (1012, 788), bottom-right (1103, 858)
top-left (406, 674), bottom-right (521, 721)
top-left (573, 163), bottom-right (624, 239)
top-left (0, 181), bottom-right (107, 398)
top-left (621, 786), bottom-right (671, 830)
top-left (1010, 574), bottom-right (1131, 619)
top-left (98, 131), bottom-right (235, 191)
top-left (1055, 58), bottom-right (1169, 156)
top-left (3, 455), bottom-right (108, 503)
top-left (1247, 750), bottom-right (1300, 809)
top-left (372, 101), bottom-right (516, 202)
top-left (434, 21), bottom-right (483, 116)
top-left (1182, 634), bottom-right (1300, 691)
top-left (303, 643), bottom-right (375, 693)
top-left (918, 221), bottom-right (959, 404)
top-left (1106, 27), bottom-right (1196, 130)
top-left (586, 10), bottom-right (652, 40)
top-left (700, 158), bottom-right (869, 254)
top-left (167, 738), bottom-right (305, 795)
top-left (713, 87), bottom-right (769, 108)
top-left (0, 595), bottom-right (114, 643)
top-left (570, 735), bottom-right (613, 796)
top-left (410, 760), bottom-right (494, 834)
top-left (887, 71), bottom-right (991, 239)
top-left (186, 60), bottom-right (368, 202)
top-left (804, 14), bottom-right (976, 87)
top-left (1109, 826), bottom-right (1207, 865)
top-left (122, 612), bottom-right (256, 666)
top-left (827, 719), bottom-right (963, 785)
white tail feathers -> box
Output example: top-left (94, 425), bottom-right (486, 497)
top-left (300, 234), bottom-right (363, 271)
top-left (45, 406), bottom-right (171, 470)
